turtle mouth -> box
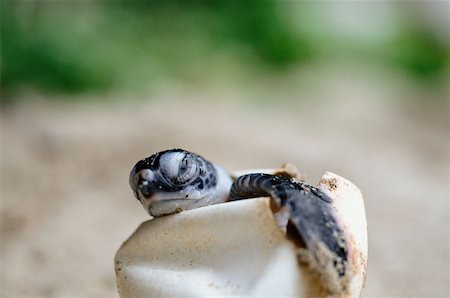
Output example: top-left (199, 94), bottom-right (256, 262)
top-left (146, 197), bottom-right (196, 217)
top-left (137, 190), bottom-right (204, 215)
top-left (143, 191), bottom-right (199, 202)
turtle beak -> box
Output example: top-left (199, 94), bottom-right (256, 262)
top-left (130, 168), bottom-right (156, 200)
top-left (137, 180), bottom-right (155, 198)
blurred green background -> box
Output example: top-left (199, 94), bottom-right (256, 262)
top-left (1, 1), bottom-right (448, 101)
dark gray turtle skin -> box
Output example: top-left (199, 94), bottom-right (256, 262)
top-left (129, 149), bottom-right (349, 288)
top-left (229, 173), bottom-right (348, 278)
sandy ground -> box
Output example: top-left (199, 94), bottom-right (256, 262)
top-left (1, 73), bottom-right (449, 297)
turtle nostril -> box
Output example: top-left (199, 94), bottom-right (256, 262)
top-left (139, 169), bottom-right (154, 182)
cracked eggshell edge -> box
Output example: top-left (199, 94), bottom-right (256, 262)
top-left (318, 172), bottom-right (368, 297)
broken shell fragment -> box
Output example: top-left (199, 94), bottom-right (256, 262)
top-left (115, 171), bottom-right (367, 298)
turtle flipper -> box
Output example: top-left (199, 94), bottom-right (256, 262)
top-left (230, 173), bottom-right (349, 290)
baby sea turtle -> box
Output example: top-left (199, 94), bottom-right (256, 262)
top-left (129, 149), bottom-right (349, 293)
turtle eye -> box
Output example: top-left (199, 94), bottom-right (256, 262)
top-left (160, 151), bottom-right (199, 186)
top-left (176, 155), bottom-right (198, 184)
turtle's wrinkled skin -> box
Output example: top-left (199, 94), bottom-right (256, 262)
top-left (129, 149), bottom-right (349, 290)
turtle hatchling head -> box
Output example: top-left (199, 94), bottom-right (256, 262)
top-left (129, 149), bottom-right (232, 217)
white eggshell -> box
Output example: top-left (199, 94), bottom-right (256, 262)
top-left (115, 171), bottom-right (367, 298)
top-left (318, 172), bottom-right (368, 297)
